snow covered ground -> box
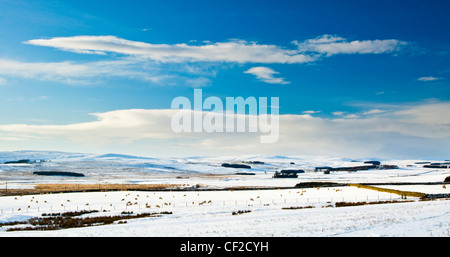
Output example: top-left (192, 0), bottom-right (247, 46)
top-left (0, 151), bottom-right (449, 237)
top-left (0, 190), bottom-right (448, 237)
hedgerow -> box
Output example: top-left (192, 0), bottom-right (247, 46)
top-left (3, 210), bottom-right (172, 231)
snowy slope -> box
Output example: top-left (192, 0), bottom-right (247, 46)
top-left (0, 150), bottom-right (449, 188)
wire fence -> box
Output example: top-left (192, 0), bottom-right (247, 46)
top-left (0, 193), bottom-right (407, 215)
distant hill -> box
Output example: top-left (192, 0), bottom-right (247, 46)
top-left (95, 153), bottom-right (156, 160)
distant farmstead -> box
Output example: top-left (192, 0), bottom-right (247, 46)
top-left (314, 161), bottom-right (397, 173)
top-left (273, 169), bottom-right (304, 178)
top-left (314, 166), bottom-right (332, 172)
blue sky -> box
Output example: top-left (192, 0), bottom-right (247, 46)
top-left (0, 0), bottom-right (449, 158)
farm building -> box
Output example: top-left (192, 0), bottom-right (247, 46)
top-left (314, 166), bottom-right (332, 172)
top-left (273, 169), bottom-right (304, 178)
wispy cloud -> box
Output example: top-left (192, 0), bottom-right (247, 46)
top-left (5, 95), bottom-right (49, 102)
top-left (25, 36), bottom-right (314, 64)
top-left (293, 34), bottom-right (407, 56)
top-left (302, 110), bottom-right (321, 114)
top-left (244, 67), bottom-right (290, 84)
top-left (16, 34), bottom-right (409, 87)
top-left (417, 76), bottom-right (442, 82)
top-left (25, 34), bottom-right (407, 64)
top-left (332, 111), bottom-right (345, 116)
top-left (362, 109), bottom-right (386, 115)
top-left (0, 58), bottom-right (212, 86)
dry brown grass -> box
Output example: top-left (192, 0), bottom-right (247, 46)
top-left (0, 183), bottom-right (184, 196)
top-left (348, 184), bottom-right (427, 198)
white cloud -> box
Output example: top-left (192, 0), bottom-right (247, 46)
top-left (342, 114), bottom-right (360, 119)
top-left (393, 102), bottom-right (450, 125)
top-left (0, 58), bottom-right (202, 85)
top-left (330, 111), bottom-right (360, 118)
top-left (244, 67), bottom-right (290, 84)
top-left (5, 95), bottom-right (49, 102)
top-left (302, 34), bottom-right (346, 44)
top-left (25, 36), bottom-right (314, 64)
top-left (332, 109), bottom-right (386, 118)
top-left (0, 109), bottom-right (181, 144)
top-left (24, 35), bottom-right (406, 65)
top-left (293, 34), bottom-right (407, 56)
top-left (0, 59), bottom-right (89, 82)
top-left (302, 110), bottom-right (321, 114)
top-left (417, 76), bottom-right (442, 82)
top-left (362, 109), bottom-right (386, 115)
top-left (17, 35), bottom-right (408, 87)
top-left (0, 102), bottom-right (449, 158)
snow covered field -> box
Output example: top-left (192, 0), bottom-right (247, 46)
top-left (0, 151), bottom-right (449, 237)
top-left (0, 190), bottom-right (448, 237)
